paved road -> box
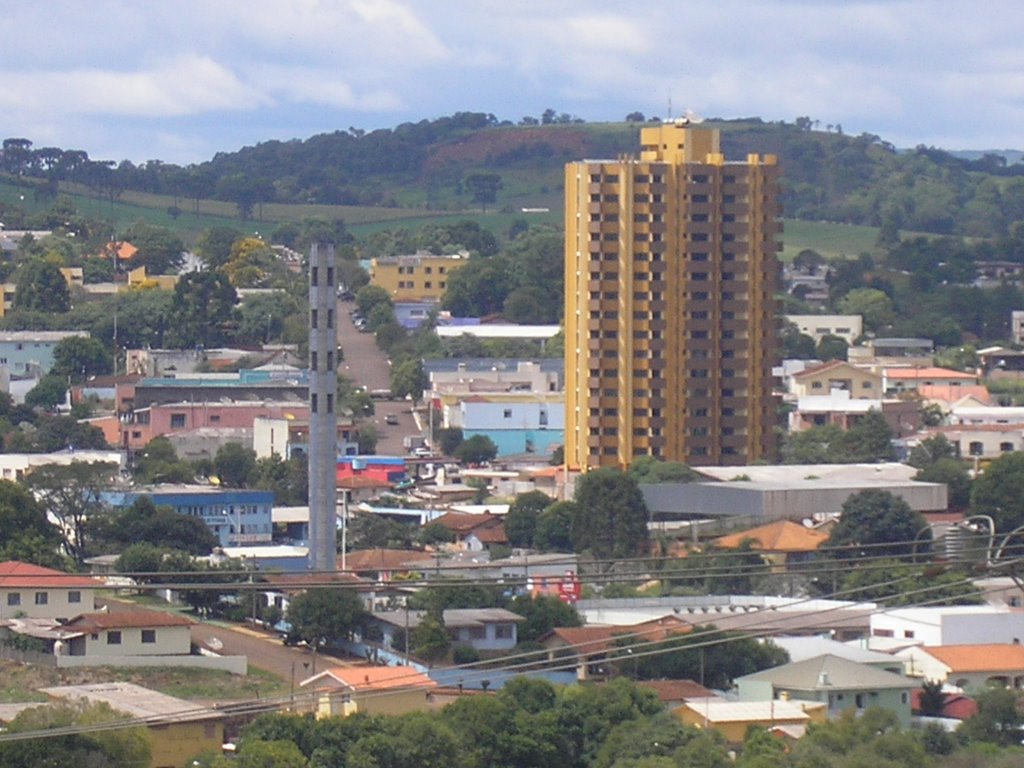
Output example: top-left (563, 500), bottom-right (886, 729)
top-left (190, 620), bottom-right (359, 683)
top-left (337, 297), bottom-right (426, 456)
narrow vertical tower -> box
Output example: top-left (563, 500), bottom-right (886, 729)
top-left (307, 242), bottom-right (338, 572)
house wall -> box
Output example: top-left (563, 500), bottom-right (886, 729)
top-left (451, 621), bottom-right (518, 651)
top-left (316, 688), bottom-right (432, 718)
top-left (677, 707), bottom-right (810, 743)
top-left (67, 625), bottom-right (191, 657)
top-left (870, 610), bottom-right (1024, 646)
top-left (463, 428), bottom-right (564, 458)
top-left (785, 315), bottom-right (863, 343)
top-left (0, 587), bottom-right (95, 622)
top-left (0, 333), bottom-right (88, 374)
top-left (791, 365), bottom-right (881, 399)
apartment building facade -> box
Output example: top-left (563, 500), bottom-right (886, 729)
top-left (564, 121), bottom-right (782, 469)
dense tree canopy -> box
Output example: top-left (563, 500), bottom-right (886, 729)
top-left (571, 468), bottom-right (649, 560)
top-left (971, 451), bottom-right (1024, 532)
top-left (826, 489), bottom-right (928, 559)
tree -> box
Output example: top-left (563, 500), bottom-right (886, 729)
top-left (196, 225), bottom-right (243, 269)
top-left (13, 259), bottom-right (70, 313)
top-left (815, 334), bottom-right (849, 361)
top-left (125, 223), bottom-right (185, 274)
top-left (24, 374), bottom-right (67, 410)
top-left (629, 456), bottom-right (700, 484)
top-left (464, 173), bottom-right (502, 212)
top-left (50, 336), bottom-right (113, 383)
top-left (0, 700), bottom-right (151, 768)
top-left (571, 468), bottom-right (649, 559)
top-left (214, 443), bottom-right (258, 487)
top-left (916, 457), bottom-right (972, 509)
top-left (908, 434), bottom-right (958, 469)
top-left (832, 409), bottom-right (895, 462)
top-left (454, 435), bottom-right (497, 464)
top-left (355, 284), bottom-right (392, 318)
top-left (507, 594), bottom-right (581, 642)
top-left (411, 613), bottom-right (451, 661)
top-left (390, 358), bottom-right (427, 403)
top-left (436, 428), bottom-right (463, 456)
top-left (133, 435), bottom-right (195, 484)
top-left (918, 679), bottom-right (946, 717)
top-left (826, 489), bottom-right (927, 559)
top-left (535, 500), bottom-right (575, 552)
top-left (505, 490), bottom-right (552, 548)
top-left (838, 288), bottom-right (895, 332)
top-left (958, 687), bottom-right (1024, 746)
top-left (167, 271), bottom-right (238, 349)
top-left (91, 496), bottom-right (218, 555)
top-left (0, 479), bottom-right (62, 565)
top-left (971, 451), bottom-right (1024, 531)
top-left (24, 461), bottom-right (118, 564)
top-left (286, 588), bottom-right (368, 649)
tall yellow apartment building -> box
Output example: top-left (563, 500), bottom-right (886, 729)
top-left (564, 121), bottom-right (782, 469)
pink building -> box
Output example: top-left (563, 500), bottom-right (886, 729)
top-left (122, 400), bottom-right (309, 450)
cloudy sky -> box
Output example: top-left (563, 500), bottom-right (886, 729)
top-left (2, 1), bottom-right (1022, 165)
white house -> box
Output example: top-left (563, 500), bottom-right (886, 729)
top-left (897, 643), bottom-right (1024, 691)
top-left (870, 606), bottom-right (1024, 647)
top-left (0, 561), bottom-right (102, 622)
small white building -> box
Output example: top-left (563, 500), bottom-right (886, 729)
top-left (897, 643), bottom-right (1024, 691)
top-left (785, 314), bottom-right (863, 343)
top-left (870, 606), bottom-right (1024, 647)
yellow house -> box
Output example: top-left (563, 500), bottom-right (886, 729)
top-left (300, 665), bottom-right (437, 717)
top-left (790, 360), bottom-right (882, 399)
top-left (127, 266), bottom-right (179, 291)
top-left (676, 698), bottom-right (827, 743)
top-left (41, 681), bottom-right (224, 768)
top-left (369, 250), bottom-right (470, 302)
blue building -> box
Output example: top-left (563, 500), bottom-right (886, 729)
top-left (0, 330), bottom-right (89, 375)
top-left (457, 396), bottom-right (565, 458)
top-left (102, 485), bottom-right (274, 548)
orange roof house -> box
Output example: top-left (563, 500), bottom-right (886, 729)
top-left (713, 520), bottom-right (828, 571)
top-left (102, 241), bottom-right (138, 262)
top-left (0, 561), bottom-right (103, 622)
top-left (300, 665), bottom-right (437, 718)
top-left (539, 615), bottom-right (692, 680)
top-left (430, 512), bottom-right (507, 552)
top-left (900, 643), bottom-right (1024, 691)
top-left (0, 561), bottom-right (101, 589)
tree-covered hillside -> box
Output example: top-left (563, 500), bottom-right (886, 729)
top-left (3, 112), bottom-right (1023, 237)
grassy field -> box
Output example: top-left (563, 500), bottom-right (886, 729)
top-left (0, 660), bottom-right (289, 704)
top-left (3, 174), bottom-right (881, 257)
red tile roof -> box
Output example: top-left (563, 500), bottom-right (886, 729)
top-left (0, 561), bottom-right (102, 589)
top-left (61, 609), bottom-right (194, 632)
top-left (303, 665), bottom-right (436, 692)
top-left (792, 360), bottom-right (856, 379)
top-left (542, 616), bottom-right (691, 655)
top-left (432, 512), bottom-right (504, 534)
top-left (910, 688), bottom-right (978, 720)
top-left (636, 679), bottom-right (714, 703)
top-left (923, 643), bottom-right (1024, 673)
top-left (714, 520), bottom-right (828, 553)
top-left (341, 548), bottom-right (433, 573)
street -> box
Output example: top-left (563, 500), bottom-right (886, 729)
top-left (337, 297), bottom-right (424, 456)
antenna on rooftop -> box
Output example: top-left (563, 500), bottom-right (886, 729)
top-left (667, 90), bottom-right (673, 121)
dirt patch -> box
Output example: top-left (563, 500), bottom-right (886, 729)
top-left (424, 127), bottom-right (591, 171)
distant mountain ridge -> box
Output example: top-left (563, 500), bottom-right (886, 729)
top-left (3, 114), bottom-right (1024, 238)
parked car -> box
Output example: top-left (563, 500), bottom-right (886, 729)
top-left (384, 414), bottom-right (399, 425)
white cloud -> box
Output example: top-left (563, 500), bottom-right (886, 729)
top-left (0, 55), bottom-right (267, 118)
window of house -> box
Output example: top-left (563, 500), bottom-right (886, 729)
top-left (170, 413), bottom-right (186, 428)
top-left (969, 441), bottom-right (984, 456)
top-left (503, 409), bottom-right (512, 419)
top-left (468, 626), bottom-right (486, 640)
top-left (35, 592), bottom-right (47, 605)
top-left (68, 591), bottom-right (81, 604)
top-left (7, 593), bottom-right (20, 606)
top-left (142, 629), bottom-right (156, 643)
top-left (107, 631), bottom-right (122, 645)
top-left (495, 624), bottom-right (513, 639)
top-left (1001, 442), bottom-right (1015, 452)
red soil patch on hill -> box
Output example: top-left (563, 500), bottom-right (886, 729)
top-left (424, 127), bottom-right (591, 171)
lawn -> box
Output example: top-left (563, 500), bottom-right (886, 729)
top-left (0, 660), bottom-right (289, 704)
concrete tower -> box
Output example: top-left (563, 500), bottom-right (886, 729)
top-left (307, 242), bottom-right (338, 571)
top-left (564, 121), bottom-right (782, 469)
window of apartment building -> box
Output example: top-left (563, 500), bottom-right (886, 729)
top-left (311, 394), bottom-right (318, 414)
top-left (602, 446), bottom-right (617, 456)
top-left (691, 369), bottom-right (709, 378)
top-left (690, 311), bottom-right (709, 320)
top-left (107, 631), bottom-right (122, 645)
top-left (310, 309), bottom-right (318, 329)
top-left (691, 194), bottom-right (709, 203)
top-left (311, 266), bottom-right (319, 285)
top-left (604, 174), bottom-right (619, 183)
top-left (634, 272), bottom-right (649, 281)
top-left (691, 213), bottom-right (709, 222)
top-left (603, 194), bottom-right (619, 203)
top-left (723, 194), bottom-right (736, 203)
top-left (590, 174), bottom-right (602, 183)
top-left (691, 427), bottom-right (709, 437)
top-left (7, 593), bottom-right (20, 606)
top-left (723, 214), bottom-right (736, 222)
top-left (635, 174), bottom-right (650, 183)
top-left (424, 281), bottom-right (432, 289)
top-left (68, 591), bottom-right (81, 604)
top-left (691, 252), bottom-right (709, 262)
top-left (311, 351), bottom-right (318, 372)
top-left (602, 388), bottom-right (617, 397)
top-left (692, 408), bottom-right (709, 417)
top-left (590, 194), bottom-right (601, 202)
top-left (691, 272), bottom-right (709, 281)
top-left (170, 413), bottom-right (186, 428)
top-left (603, 310), bottom-right (618, 319)
top-left (602, 233), bottom-right (617, 242)
top-left (326, 393), bottom-right (334, 414)
top-left (142, 629), bottom-right (156, 643)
